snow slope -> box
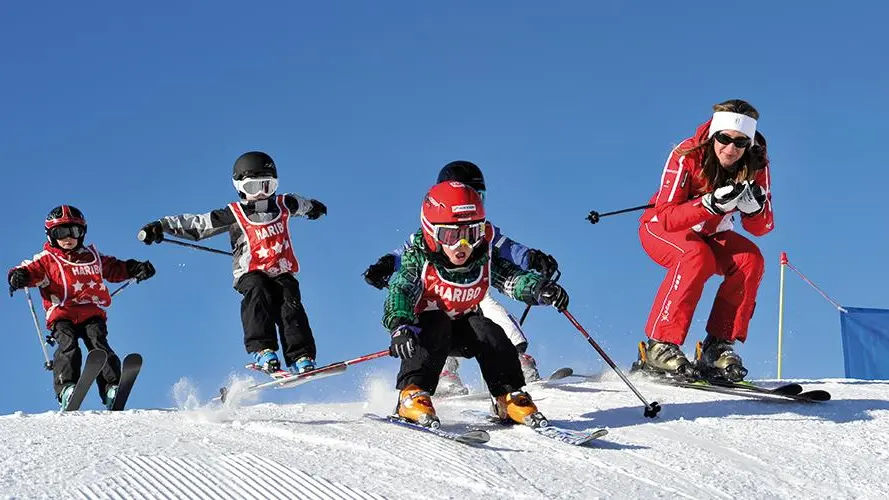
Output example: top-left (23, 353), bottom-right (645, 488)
top-left (2, 373), bottom-right (888, 499)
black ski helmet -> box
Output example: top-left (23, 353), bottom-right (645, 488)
top-left (233, 151), bottom-right (277, 180)
top-left (45, 205), bottom-right (87, 249)
top-left (437, 160), bottom-right (485, 193)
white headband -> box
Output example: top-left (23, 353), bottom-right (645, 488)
top-left (708, 111), bottom-right (757, 141)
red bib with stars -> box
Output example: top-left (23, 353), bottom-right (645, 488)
top-left (415, 229), bottom-right (494, 317)
top-left (229, 195), bottom-right (300, 277)
top-left (44, 244), bottom-right (112, 311)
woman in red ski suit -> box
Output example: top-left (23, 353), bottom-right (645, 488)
top-left (638, 99), bottom-right (773, 381)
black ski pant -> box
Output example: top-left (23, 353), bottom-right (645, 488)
top-left (396, 310), bottom-right (525, 397)
top-left (236, 271), bottom-right (316, 366)
top-left (51, 316), bottom-right (121, 402)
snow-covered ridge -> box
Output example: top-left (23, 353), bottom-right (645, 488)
top-left (2, 376), bottom-right (887, 499)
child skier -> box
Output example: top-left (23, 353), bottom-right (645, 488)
top-left (363, 160), bottom-right (559, 394)
top-left (383, 180), bottom-right (569, 428)
top-left (137, 151), bottom-right (327, 375)
top-left (7, 205), bottom-right (156, 410)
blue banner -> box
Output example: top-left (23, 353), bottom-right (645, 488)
top-left (840, 307), bottom-right (889, 380)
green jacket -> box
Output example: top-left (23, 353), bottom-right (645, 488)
top-left (382, 229), bottom-right (545, 330)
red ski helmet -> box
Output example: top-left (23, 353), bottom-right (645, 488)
top-left (420, 181), bottom-right (486, 252)
top-left (45, 205), bottom-right (87, 248)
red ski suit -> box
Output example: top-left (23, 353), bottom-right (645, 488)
top-left (639, 119), bottom-right (774, 345)
top-left (9, 243), bottom-right (132, 328)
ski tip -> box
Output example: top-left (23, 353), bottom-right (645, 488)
top-left (548, 367), bottom-right (574, 381)
top-left (457, 430), bottom-right (490, 444)
top-left (799, 390), bottom-right (831, 402)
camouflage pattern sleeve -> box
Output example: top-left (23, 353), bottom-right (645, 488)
top-left (491, 251), bottom-right (544, 306)
top-left (160, 207), bottom-right (235, 241)
top-left (382, 232), bottom-right (426, 331)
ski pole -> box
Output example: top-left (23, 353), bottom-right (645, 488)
top-left (561, 309), bottom-right (661, 418)
top-left (137, 230), bottom-right (233, 256)
top-left (518, 269), bottom-right (561, 326)
top-left (586, 203), bottom-right (654, 224)
top-left (110, 279), bottom-right (134, 297)
top-left (24, 288), bottom-right (53, 371)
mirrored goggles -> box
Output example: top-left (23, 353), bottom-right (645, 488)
top-left (234, 176), bottom-right (279, 197)
top-left (50, 224), bottom-right (85, 240)
top-left (434, 222), bottom-right (485, 249)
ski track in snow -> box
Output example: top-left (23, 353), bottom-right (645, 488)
top-left (1, 377), bottom-right (889, 499)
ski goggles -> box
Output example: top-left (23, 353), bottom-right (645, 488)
top-left (433, 222), bottom-right (485, 249)
top-left (50, 224), bottom-right (85, 240)
top-left (713, 132), bottom-right (752, 149)
top-left (233, 176), bottom-right (279, 198)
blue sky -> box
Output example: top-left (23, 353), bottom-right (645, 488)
top-left (2, 2), bottom-right (886, 414)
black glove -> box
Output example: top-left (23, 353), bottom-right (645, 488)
top-left (138, 221), bottom-right (164, 245)
top-left (536, 281), bottom-right (569, 311)
top-left (306, 200), bottom-right (327, 220)
top-left (126, 259), bottom-right (156, 283)
top-left (736, 181), bottom-right (767, 216)
top-left (746, 131), bottom-right (768, 173)
top-left (8, 268), bottom-right (29, 297)
top-left (363, 254), bottom-right (396, 289)
top-left (701, 181), bottom-right (746, 215)
top-left (389, 324), bottom-right (420, 359)
top-left (527, 249), bottom-right (559, 278)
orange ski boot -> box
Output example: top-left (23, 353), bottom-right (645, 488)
top-left (396, 384), bottom-right (440, 428)
top-left (491, 390), bottom-right (548, 428)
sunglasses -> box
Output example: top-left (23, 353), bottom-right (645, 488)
top-left (50, 224), bottom-right (85, 240)
top-left (714, 132), bottom-right (751, 149)
top-left (434, 222), bottom-right (485, 250)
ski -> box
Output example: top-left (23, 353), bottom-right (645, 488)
top-left (63, 349), bottom-right (107, 412)
top-left (365, 413), bottom-right (490, 446)
top-left (705, 379), bottom-right (830, 401)
top-left (630, 340), bottom-right (830, 403)
top-left (460, 409), bottom-right (608, 447)
top-left (218, 362), bottom-right (349, 402)
top-left (643, 376), bottom-right (830, 403)
top-left (534, 366), bottom-right (575, 383)
top-left (110, 353), bottom-right (143, 411)
top-left (440, 367), bottom-right (575, 401)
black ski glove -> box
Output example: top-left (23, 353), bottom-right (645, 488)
top-left (746, 131), bottom-right (769, 173)
top-left (363, 254), bottom-right (397, 289)
top-left (526, 249), bottom-right (559, 278)
top-left (536, 281), bottom-right (569, 311)
top-left (126, 260), bottom-right (156, 283)
top-left (138, 221), bottom-right (164, 245)
top-left (8, 268), bottom-right (29, 297)
top-left (389, 324), bottom-right (420, 359)
top-left (306, 200), bottom-right (327, 220)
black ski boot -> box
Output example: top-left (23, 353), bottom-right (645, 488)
top-left (696, 335), bottom-right (748, 382)
top-left (631, 340), bottom-right (699, 381)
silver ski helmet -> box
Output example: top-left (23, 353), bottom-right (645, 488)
top-left (232, 151), bottom-right (278, 201)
